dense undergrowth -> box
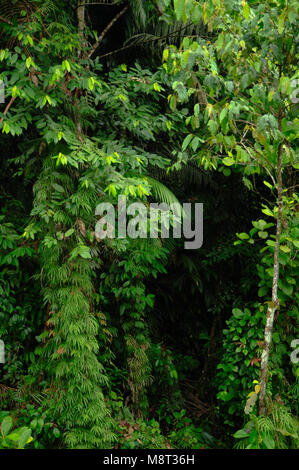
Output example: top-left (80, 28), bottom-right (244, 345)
top-left (0, 0), bottom-right (298, 450)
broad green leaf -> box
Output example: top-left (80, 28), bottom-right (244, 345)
top-left (242, 1), bottom-right (250, 20)
top-left (18, 428), bottom-right (32, 449)
top-left (162, 49), bottom-right (169, 62)
top-left (292, 240), bottom-right (299, 249)
top-left (219, 108), bottom-right (228, 123)
top-left (262, 433), bottom-right (275, 449)
top-left (1, 416), bottom-right (13, 436)
top-left (258, 286), bottom-right (268, 297)
top-left (26, 35), bottom-right (33, 46)
top-left (6, 426), bottom-right (28, 442)
top-left (237, 232), bottom-right (249, 240)
top-left (174, 0), bottom-right (185, 21)
top-left (207, 120), bottom-right (218, 135)
top-left (65, 228), bottom-right (75, 238)
top-left (222, 157), bottom-right (234, 166)
top-left (64, 60), bottom-right (71, 72)
top-left (192, 4), bottom-right (202, 24)
top-left (262, 208), bottom-right (274, 217)
top-left (53, 427), bottom-right (60, 438)
top-left (191, 136), bottom-right (200, 152)
top-left (232, 308), bottom-right (243, 319)
top-left (79, 246), bottom-right (92, 259)
top-left (278, 14), bottom-right (285, 34)
top-left (88, 77), bottom-right (95, 90)
top-left (279, 245), bottom-right (291, 253)
top-left (182, 134), bottom-right (193, 151)
top-left (258, 231), bottom-right (268, 239)
top-left (263, 181), bottom-right (273, 190)
top-left (233, 429), bottom-right (249, 439)
top-left (194, 103), bottom-right (200, 117)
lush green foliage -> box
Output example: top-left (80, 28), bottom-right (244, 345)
top-left (0, 0), bottom-right (298, 450)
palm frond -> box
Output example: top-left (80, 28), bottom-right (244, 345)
top-left (150, 162), bottom-right (215, 189)
top-left (123, 33), bottom-right (161, 48)
top-left (81, 0), bottom-right (124, 4)
top-left (145, 175), bottom-right (183, 215)
top-left (122, 1), bottom-right (205, 61)
top-left (128, 0), bottom-right (146, 30)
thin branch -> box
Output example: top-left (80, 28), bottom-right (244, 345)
top-left (88, 5), bottom-right (128, 58)
top-left (0, 96), bottom-right (17, 125)
top-left (0, 15), bottom-right (13, 25)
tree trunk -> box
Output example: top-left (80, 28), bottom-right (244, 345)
top-left (258, 142), bottom-right (283, 415)
top-left (77, 1), bottom-right (85, 43)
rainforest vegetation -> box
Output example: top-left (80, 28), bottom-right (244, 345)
top-left (0, 0), bottom-right (298, 450)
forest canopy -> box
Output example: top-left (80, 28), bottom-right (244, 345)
top-left (0, 0), bottom-right (298, 450)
